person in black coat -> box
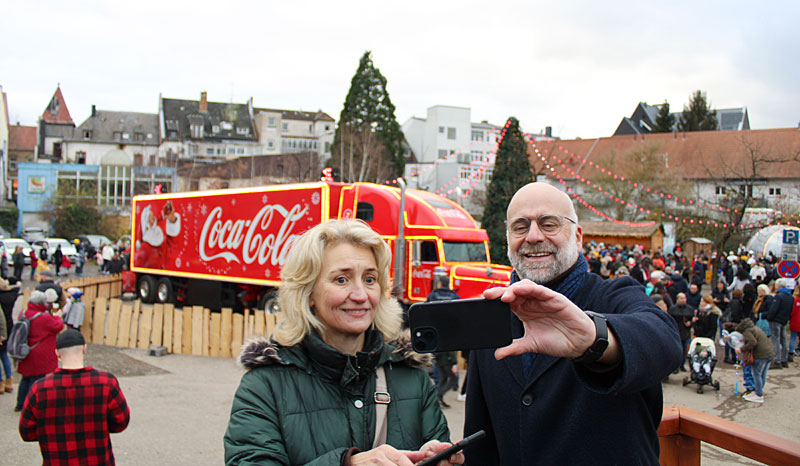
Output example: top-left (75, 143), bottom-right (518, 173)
top-left (766, 278), bottom-right (794, 367)
top-left (426, 274), bottom-right (461, 408)
top-left (464, 183), bottom-right (682, 466)
top-left (53, 245), bottom-right (63, 276)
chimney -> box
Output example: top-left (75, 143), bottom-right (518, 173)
top-left (545, 126), bottom-right (552, 138)
top-left (199, 91), bottom-right (208, 113)
top-left (91, 105), bottom-right (96, 117)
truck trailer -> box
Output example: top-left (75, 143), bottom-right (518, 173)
top-left (123, 181), bottom-right (511, 311)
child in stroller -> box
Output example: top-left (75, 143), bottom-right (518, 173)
top-left (682, 337), bottom-right (721, 393)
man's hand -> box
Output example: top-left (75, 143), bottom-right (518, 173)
top-left (351, 444), bottom-right (416, 465)
top-left (484, 280), bottom-right (620, 364)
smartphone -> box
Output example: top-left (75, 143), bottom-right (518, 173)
top-left (417, 430), bottom-right (487, 466)
top-left (409, 298), bottom-right (512, 353)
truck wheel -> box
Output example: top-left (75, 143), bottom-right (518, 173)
top-left (138, 275), bottom-right (156, 303)
top-left (156, 277), bottom-right (175, 304)
top-left (258, 291), bottom-right (279, 314)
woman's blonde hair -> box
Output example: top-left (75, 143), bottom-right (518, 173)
top-left (272, 219), bottom-right (403, 347)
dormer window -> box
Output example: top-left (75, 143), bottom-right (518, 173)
top-left (212, 125), bottom-right (220, 134)
top-left (191, 124), bottom-right (204, 139)
top-left (236, 127), bottom-right (250, 136)
top-left (83, 130), bottom-right (92, 139)
top-left (221, 121), bottom-right (233, 131)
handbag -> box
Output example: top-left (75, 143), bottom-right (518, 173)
top-left (742, 350), bottom-right (755, 366)
top-left (756, 316), bottom-right (771, 337)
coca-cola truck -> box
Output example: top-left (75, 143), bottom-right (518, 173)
top-left (123, 181), bottom-right (511, 311)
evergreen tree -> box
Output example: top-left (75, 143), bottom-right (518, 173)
top-left (332, 51), bottom-right (405, 183)
top-left (482, 117), bottom-right (534, 266)
top-left (651, 101), bottom-right (675, 133)
top-left (677, 90), bottom-right (718, 132)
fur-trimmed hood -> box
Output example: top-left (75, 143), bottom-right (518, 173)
top-left (237, 333), bottom-right (432, 371)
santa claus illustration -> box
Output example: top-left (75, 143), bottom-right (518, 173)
top-left (135, 201), bottom-right (181, 269)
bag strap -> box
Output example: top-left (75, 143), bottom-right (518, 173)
top-left (372, 365), bottom-right (391, 448)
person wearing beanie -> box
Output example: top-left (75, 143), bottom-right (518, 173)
top-left (14, 290), bottom-right (64, 412)
top-left (19, 329), bottom-right (130, 465)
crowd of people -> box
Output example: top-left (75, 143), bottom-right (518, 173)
top-left (582, 241), bottom-right (799, 404)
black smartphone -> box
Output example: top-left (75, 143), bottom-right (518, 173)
top-left (417, 430), bottom-right (487, 466)
top-left (409, 298), bottom-right (512, 353)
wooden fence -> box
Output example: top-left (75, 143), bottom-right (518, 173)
top-left (22, 274), bottom-right (279, 359)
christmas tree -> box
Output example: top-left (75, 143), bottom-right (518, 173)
top-left (482, 117), bottom-right (534, 266)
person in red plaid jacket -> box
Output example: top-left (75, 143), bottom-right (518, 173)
top-left (19, 329), bottom-right (130, 465)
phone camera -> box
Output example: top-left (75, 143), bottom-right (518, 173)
top-left (412, 327), bottom-right (438, 352)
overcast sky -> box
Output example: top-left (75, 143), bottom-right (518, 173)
top-left (2, 1), bottom-right (798, 140)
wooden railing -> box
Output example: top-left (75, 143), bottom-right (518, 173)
top-left (658, 405), bottom-right (800, 465)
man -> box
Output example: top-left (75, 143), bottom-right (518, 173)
top-left (464, 183), bottom-right (682, 465)
top-left (629, 257), bottom-right (645, 285)
top-left (686, 283), bottom-right (702, 310)
top-left (19, 329), bottom-right (130, 464)
top-left (668, 293), bottom-right (694, 372)
top-left (765, 278), bottom-right (793, 368)
top-left (426, 274), bottom-right (461, 408)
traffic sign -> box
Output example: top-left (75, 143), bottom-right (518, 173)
top-left (777, 260), bottom-right (800, 279)
top-left (782, 229), bottom-right (800, 261)
top-left (783, 229), bottom-right (799, 245)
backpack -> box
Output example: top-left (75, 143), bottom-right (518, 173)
top-left (7, 311), bottom-right (44, 360)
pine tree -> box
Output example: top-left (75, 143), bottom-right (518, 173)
top-left (677, 90), bottom-right (718, 132)
top-left (651, 101), bottom-right (675, 133)
top-left (482, 117), bottom-right (534, 266)
top-left (332, 51), bottom-right (405, 183)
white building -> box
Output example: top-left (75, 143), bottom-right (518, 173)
top-left (402, 105), bottom-right (500, 215)
top-left (252, 108), bottom-right (335, 158)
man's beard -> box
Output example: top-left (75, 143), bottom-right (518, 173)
top-left (508, 237), bottom-right (579, 284)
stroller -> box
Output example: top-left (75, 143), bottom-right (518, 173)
top-left (682, 337), bottom-right (721, 394)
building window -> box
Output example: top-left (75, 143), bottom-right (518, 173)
top-left (769, 187), bottom-right (782, 196)
top-left (191, 124), bottom-right (203, 139)
top-left (324, 142), bottom-right (331, 153)
top-left (268, 117), bottom-right (276, 127)
top-left (149, 154), bottom-right (156, 166)
top-left (212, 125), bottom-right (220, 134)
top-left (190, 144), bottom-right (199, 155)
top-left (113, 131), bottom-right (122, 140)
top-left (167, 152), bottom-right (178, 165)
top-left (76, 151), bottom-right (86, 164)
top-left (267, 139), bottom-right (275, 149)
top-left (438, 150), bottom-right (449, 159)
top-left (134, 154), bottom-right (143, 166)
top-left (471, 130), bottom-right (483, 141)
top-left (439, 126), bottom-right (445, 134)
top-left (236, 127), bottom-right (250, 135)
top-left (447, 127), bottom-right (456, 140)
top-left (167, 130), bottom-right (177, 140)
top-left (83, 130), bottom-right (92, 139)
top-left (282, 122), bottom-right (288, 132)
top-left (237, 148), bottom-right (245, 155)
top-left (134, 132), bottom-right (145, 141)
top-left (53, 142), bottom-right (62, 158)
top-left (715, 186), bottom-right (725, 195)
top-left (325, 125), bottom-right (330, 131)
top-left (207, 148), bottom-right (214, 155)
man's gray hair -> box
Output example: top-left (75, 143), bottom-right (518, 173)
top-left (775, 278), bottom-right (789, 289)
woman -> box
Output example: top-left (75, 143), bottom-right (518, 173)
top-left (728, 266), bottom-right (751, 292)
top-left (224, 220), bottom-right (462, 466)
top-left (752, 284), bottom-right (773, 336)
top-left (15, 290), bottom-right (64, 412)
top-left (692, 295), bottom-right (721, 339)
top-left (711, 280), bottom-right (730, 314)
top-left (741, 283), bottom-right (757, 322)
top-left (735, 318), bottom-right (775, 403)
top-left (724, 289), bottom-right (746, 364)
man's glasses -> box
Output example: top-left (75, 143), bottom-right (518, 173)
top-left (506, 215), bottom-right (577, 238)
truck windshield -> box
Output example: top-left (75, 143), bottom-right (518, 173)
top-left (442, 241), bottom-right (487, 262)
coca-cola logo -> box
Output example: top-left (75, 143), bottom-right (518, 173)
top-left (199, 203), bottom-right (309, 266)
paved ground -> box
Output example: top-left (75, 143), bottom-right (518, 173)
top-left (2, 342), bottom-right (798, 465)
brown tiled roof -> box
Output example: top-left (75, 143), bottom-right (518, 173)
top-left (41, 87), bottom-right (74, 124)
top-left (532, 128), bottom-right (800, 180)
top-left (9, 125), bottom-right (37, 150)
top-left (579, 220), bottom-right (663, 237)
